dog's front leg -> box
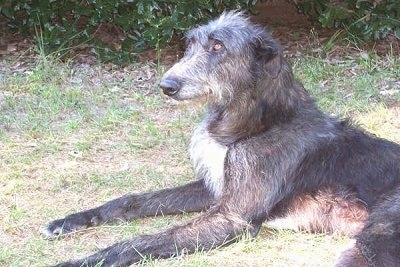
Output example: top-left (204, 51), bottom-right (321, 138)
top-left (43, 179), bottom-right (213, 237)
top-left (54, 206), bottom-right (254, 267)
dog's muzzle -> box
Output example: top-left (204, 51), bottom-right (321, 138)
top-left (159, 77), bottom-right (181, 96)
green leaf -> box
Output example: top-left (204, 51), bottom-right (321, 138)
top-left (0, 7), bottom-right (15, 19)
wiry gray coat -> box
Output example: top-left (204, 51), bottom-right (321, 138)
top-left (44, 12), bottom-right (400, 267)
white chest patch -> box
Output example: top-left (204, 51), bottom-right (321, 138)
top-left (189, 122), bottom-right (228, 198)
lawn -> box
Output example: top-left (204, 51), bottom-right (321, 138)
top-left (0, 44), bottom-right (399, 266)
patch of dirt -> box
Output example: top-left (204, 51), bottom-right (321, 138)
top-left (253, 1), bottom-right (331, 56)
top-left (252, 1), bottom-right (399, 58)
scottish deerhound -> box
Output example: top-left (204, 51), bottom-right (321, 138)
top-left (44, 12), bottom-right (400, 266)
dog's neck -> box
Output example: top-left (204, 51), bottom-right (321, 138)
top-left (205, 69), bottom-right (315, 145)
top-left (205, 102), bottom-right (286, 145)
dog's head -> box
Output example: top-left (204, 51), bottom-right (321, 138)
top-left (159, 11), bottom-right (283, 102)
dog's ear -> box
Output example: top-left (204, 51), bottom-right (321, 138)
top-left (254, 36), bottom-right (282, 78)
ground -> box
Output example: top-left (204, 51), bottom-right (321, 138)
top-left (0, 4), bottom-right (400, 267)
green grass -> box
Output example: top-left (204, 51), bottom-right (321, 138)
top-left (0, 46), bottom-right (399, 267)
top-left (295, 53), bottom-right (400, 116)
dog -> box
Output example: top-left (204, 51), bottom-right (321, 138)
top-left (44, 12), bottom-right (400, 266)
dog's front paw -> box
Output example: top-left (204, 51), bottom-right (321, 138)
top-left (42, 212), bottom-right (100, 238)
top-left (53, 261), bottom-right (79, 267)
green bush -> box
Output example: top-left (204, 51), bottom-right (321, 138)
top-left (1, 0), bottom-right (398, 63)
top-left (295, 0), bottom-right (400, 40)
top-left (0, 0), bottom-right (258, 63)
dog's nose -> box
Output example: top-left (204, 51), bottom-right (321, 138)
top-left (159, 77), bottom-right (181, 96)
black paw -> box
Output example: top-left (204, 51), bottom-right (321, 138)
top-left (53, 261), bottom-right (79, 267)
top-left (42, 212), bottom-right (100, 238)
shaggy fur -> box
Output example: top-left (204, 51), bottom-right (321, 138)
top-left (44, 12), bottom-right (400, 267)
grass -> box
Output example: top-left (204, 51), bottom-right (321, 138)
top-left (0, 45), bottom-right (399, 267)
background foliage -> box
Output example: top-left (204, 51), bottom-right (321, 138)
top-left (0, 0), bottom-right (398, 62)
top-left (297, 0), bottom-right (400, 40)
top-left (0, 0), bottom-right (259, 63)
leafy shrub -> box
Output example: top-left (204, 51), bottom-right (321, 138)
top-left (0, 0), bottom-right (258, 63)
top-left (1, 0), bottom-right (398, 63)
top-left (295, 0), bottom-right (400, 40)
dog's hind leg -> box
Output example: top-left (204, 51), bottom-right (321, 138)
top-left (43, 179), bottom-right (214, 237)
top-left (335, 187), bottom-right (400, 267)
top-left (268, 187), bottom-right (368, 236)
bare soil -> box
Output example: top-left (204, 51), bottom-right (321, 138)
top-left (253, 1), bottom-right (400, 57)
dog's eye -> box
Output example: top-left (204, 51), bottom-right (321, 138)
top-left (211, 43), bottom-right (224, 52)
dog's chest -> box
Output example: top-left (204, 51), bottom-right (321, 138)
top-left (189, 125), bottom-right (228, 197)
